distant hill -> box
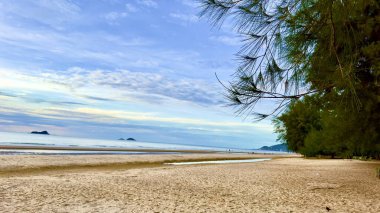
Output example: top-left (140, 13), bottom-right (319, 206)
top-left (259, 144), bottom-right (288, 152)
top-left (30, 131), bottom-right (49, 135)
top-left (126, 138), bottom-right (136, 141)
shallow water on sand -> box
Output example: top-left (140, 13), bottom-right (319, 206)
top-left (165, 158), bottom-right (271, 165)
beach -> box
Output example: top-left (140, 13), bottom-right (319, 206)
top-left (1, 154), bottom-right (379, 212)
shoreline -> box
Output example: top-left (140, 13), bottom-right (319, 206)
top-left (0, 153), bottom-right (293, 176)
top-left (0, 144), bottom-right (224, 153)
top-left (0, 144), bottom-right (291, 154)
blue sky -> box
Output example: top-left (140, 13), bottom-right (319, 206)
top-left (0, 0), bottom-right (277, 149)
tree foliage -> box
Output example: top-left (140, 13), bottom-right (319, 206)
top-left (275, 92), bottom-right (380, 159)
top-left (273, 95), bottom-right (322, 153)
top-left (200, 0), bottom-right (380, 158)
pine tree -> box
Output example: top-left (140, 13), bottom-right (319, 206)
top-left (200, 0), bottom-right (380, 158)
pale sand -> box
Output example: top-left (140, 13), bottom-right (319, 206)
top-left (0, 154), bottom-right (379, 212)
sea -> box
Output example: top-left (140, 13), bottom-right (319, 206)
top-left (0, 131), bottom-right (286, 155)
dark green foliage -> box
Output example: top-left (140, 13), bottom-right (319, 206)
top-left (273, 95), bottom-right (322, 153)
top-left (275, 91), bottom-right (380, 158)
top-left (200, 0), bottom-right (380, 159)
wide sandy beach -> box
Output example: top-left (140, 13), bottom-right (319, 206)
top-left (1, 153), bottom-right (379, 212)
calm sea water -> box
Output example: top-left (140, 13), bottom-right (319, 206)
top-left (0, 131), bottom-right (234, 155)
top-left (0, 131), bottom-right (286, 155)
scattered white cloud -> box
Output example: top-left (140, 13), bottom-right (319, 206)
top-left (0, 1), bottom-right (232, 81)
top-left (136, 0), bottom-right (158, 8)
top-left (0, 68), bottom-right (70, 94)
top-left (0, 22), bottom-right (156, 67)
top-left (125, 3), bottom-right (138, 12)
top-left (131, 59), bottom-right (160, 68)
top-left (179, 0), bottom-right (200, 8)
top-left (0, 72), bottom-right (272, 136)
top-left (0, 119), bottom-right (14, 123)
top-left (0, 0), bottom-right (81, 30)
top-left (103, 3), bottom-right (138, 23)
top-left (38, 67), bottom-right (224, 105)
top-left (210, 35), bottom-right (241, 46)
top-left (104, 11), bottom-right (128, 21)
top-left (36, 0), bottom-right (81, 15)
top-left (55, 107), bottom-right (273, 130)
top-left (170, 13), bottom-right (199, 23)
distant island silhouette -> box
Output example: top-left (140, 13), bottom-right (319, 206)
top-left (259, 144), bottom-right (288, 152)
top-left (118, 138), bottom-right (136, 141)
top-left (30, 131), bottom-right (50, 135)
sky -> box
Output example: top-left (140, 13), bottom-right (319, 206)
top-left (0, 0), bottom-right (277, 149)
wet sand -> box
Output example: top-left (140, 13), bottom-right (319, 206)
top-left (0, 154), bottom-right (379, 212)
top-left (0, 144), bottom-right (224, 153)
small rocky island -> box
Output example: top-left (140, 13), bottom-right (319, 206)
top-left (118, 138), bottom-right (136, 141)
top-left (30, 131), bottom-right (50, 135)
